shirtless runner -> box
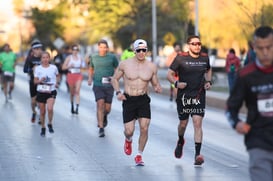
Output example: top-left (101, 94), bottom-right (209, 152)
top-left (111, 39), bottom-right (162, 166)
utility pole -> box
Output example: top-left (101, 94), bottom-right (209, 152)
top-left (152, 0), bottom-right (157, 62)
top-left (195, 0), bottom-right (199, 36)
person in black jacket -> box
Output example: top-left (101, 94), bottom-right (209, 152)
top-left (226, 26), bottom-right (273, 181)
top-left (23, 41), bottom-right (43, 123)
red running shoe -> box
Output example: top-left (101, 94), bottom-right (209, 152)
top-left (124, 139), bottom-right (132, 155)
top-left (134, 155), bottom-right (144, 166)
top-left (194, 155), bottom-right (204, 166)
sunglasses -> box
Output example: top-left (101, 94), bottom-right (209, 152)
top-left (72, 48), bottom-right (79, 51)
top-left (135, 48), bottom-right (147, 53)
top-left (189, 42), bottom-right (202, 46)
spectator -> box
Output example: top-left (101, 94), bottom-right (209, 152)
top-left (225, 48), bottom-right (241, 94)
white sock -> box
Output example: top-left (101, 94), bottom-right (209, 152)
top-left (137, 151), bottom-right (142, 156)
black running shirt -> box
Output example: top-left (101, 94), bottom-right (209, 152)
top-left (170, 52), bottom-right (210, 97)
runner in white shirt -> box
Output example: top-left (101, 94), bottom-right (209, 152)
top-left (34, 51), bottom-right (60, 137)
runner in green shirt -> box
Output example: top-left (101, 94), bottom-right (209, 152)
top-left (0, 43), bottom-right (17, 102)
top-left (88, 39), bottom-right (119, 137)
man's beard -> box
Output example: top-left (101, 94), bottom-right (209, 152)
top-left (191, 51), bottom-right (200, 56)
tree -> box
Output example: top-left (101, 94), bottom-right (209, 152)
top-left (30, 7), bottom-right (64, 49)
top-left (258, 4), bottom-right (273, 27)
top-left (14, 0), bottom-right (191, 50)
top-left (116, 0), bottom-right (190, 49)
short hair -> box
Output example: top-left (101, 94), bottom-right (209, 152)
top-left (254, 26), bottom-right (273, 39)
top-left (41, 51), bottom-right (50, 58)
top-left (229, 48), bottom-right (235, 54)
top-left (187, 35), bottom-right (200, 44)
top-left (173, 42), bottom-right (180, 47)
top-left (98, 39), bottom-right (109, 48)
top-left (72, 44), bottom-right (79, 50)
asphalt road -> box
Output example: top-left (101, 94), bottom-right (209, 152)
top-left (0, 66), bottom-right (250, 181)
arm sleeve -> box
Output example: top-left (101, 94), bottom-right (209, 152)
top-left (169, 56), bottom-right (179, 71)
top-left (113, 55), bottom-right (119, 68)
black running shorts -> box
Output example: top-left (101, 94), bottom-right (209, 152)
top-left (176, 93), bottom-right (206, 120)
top-left (36, 90), bottom-right (57, 103)
top-left (122, 93), bottom-right (151, 123)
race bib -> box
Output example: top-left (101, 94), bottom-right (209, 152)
top-left (257, 93), bottom-right (273, 117)
top-left (55, 57), bottom-right (61, 64)
top-left (37, 84), bottom-right (52, 93)
top-left (4, 71), bottom-right (13, 77)
top-left (102, 77), bottom-right (111, 84)
top-left (69, 68), bottom-right (81, 74)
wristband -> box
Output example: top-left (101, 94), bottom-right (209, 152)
top-left (206, 80), bottom-right (212, 85)
top-left (115, 91), bottom-right (121, 96)
top-left (174, 81), bottom-right (178, 88)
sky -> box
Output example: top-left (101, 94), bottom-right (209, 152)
top-left (0, 0), bottom-right (16, 29)
top-left (0, 0), bottom-right (14, 17)
top-left (0, 0), bottom-right (22, 51)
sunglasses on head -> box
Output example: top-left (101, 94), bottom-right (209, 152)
top-left (73, 48), bottom-right (79, 51)
top-left (135, 48), bottom-right (147, 53)
top-left (189, 42), bottom-right (202, 46)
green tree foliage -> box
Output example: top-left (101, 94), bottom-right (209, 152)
top-left (30, 7), bottom-right (64, 49)
top-left (258, 4), bottom-right (273, 27)
top-left (17, 0), bottom-right (191, 50)
top-left (116, 0), bottom-right (190, 49)
top-left (198, 0), bottom-right (273, 55)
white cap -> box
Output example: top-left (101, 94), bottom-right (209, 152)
top-left (133, 39), bottom-right (147, 50)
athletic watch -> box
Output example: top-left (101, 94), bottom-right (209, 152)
top-left (205, 80), bottom-right (212, 85)
top-left (116, 91), bottom-right (121, 96)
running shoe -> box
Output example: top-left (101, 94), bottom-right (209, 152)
top-left (40, 128), bottom-right (46, 137)
top-left (174, 140), bottom-right (185, 159)
top-left (103, 115), bottom-right (108, 128)
top-left (48, 124), bottom-right (54, 133)
top-left (71, 105), bottom-right (75, 114)
top-left (75, 108), bottom-right (78, 115)
top-left (99, 128), bottom-right (105, 137)
top-left (124, 139), bottom-right (132, 155)
top-left (194, 155), bottom-right (204, 166)
top-left (134, 155), bottom-right (144, 166)
top-left (31, 113), bottom-right (36, 123)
